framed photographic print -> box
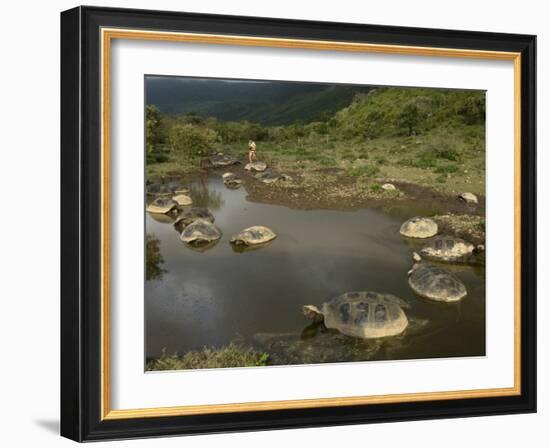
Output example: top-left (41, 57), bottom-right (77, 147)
top-left (60, 6), bottom-right (536, 442)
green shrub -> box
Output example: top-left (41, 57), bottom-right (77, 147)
top-left (395, 102), bottom-right (424, 136)
top-left (456, 95), bottom-right (485, 125)
top-left (423, 136), bottom-right (461, 162)
top-left (179, 112), bottom-right (205, 125)
top-left (212, 121), bottom-right (245, 143)
top-left (435, 147), bottom-right (460, 161)
top-left (362, 111), bottom-right (385, 138)
top-left (146, 105), bottom-right (162, 153)
top-left (209, 120), bottom-right (268, 143)
top-left (435, 174), bottom-right (447, 183)
top-left (146, 105), bottom-right (170, 163)
top-left (287, 123), bottom-right (307, 139)
top-left (309, 121), bottom-right (329, 135)
top-left (168, 124), bottom-right (218, 159)
top-left (268, 126), bottom-right (289, 142)
top-left (146, 152), bottom-right (169, 164)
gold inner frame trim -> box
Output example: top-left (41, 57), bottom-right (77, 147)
top-left (100, 27), bottom-right (522, 421)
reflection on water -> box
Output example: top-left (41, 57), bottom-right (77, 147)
top-left (145, 234), bottom-right (166, 281)
top-left (148, 213), bottom-right (176, 224)
top-left (187, 177), bottom-right (225, 210)
top-left (185, 239), bottom-right (220, 253)
top-left (145, 174), bottom-right (485, 365)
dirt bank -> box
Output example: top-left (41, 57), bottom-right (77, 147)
top-left (212, 165), bottom-right (485, 215)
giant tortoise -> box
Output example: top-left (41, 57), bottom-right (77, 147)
top-left (302, 291), bottom-right (409, 339)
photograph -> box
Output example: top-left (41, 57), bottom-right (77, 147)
top-left (56, 4), bottom-right (538, 442)
top-left (144, 76), bottom-right (487, 371)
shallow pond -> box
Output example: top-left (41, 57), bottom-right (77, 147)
top-left (145, 175), bottom-right (485, 366)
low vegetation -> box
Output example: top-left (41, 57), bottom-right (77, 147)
top-left (432, 214), bottom-right (486, 244)
top-left (146, 344), bottom-right (270, 370)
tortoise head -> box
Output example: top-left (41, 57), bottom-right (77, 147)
top-left (407, 262), bottom-right (422, 277)
top-left (302, 305), bottom-right (324, 323)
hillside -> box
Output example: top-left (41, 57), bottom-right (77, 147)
top-left (146, 84), bottom-right (486, 196)
top-left (145, 76), bottom-right (371, 125)
top-left (333, 87), bottom-right (486, 137)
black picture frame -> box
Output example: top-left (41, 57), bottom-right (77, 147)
top-left (61, 5), bottom-right (536, 442)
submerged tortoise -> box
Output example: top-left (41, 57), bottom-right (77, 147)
top-left (222, 172), bottom-right (242, 188)
top-left (146, 197), bottom-right (177, 214)
top-left (208, 153), bottom-right (240, 168)
top-left (408, 263), bottom-right (467, 302)
top-left (173, 208), bottom-right (214, 233)
top-left (147, 181), bottom-right (188, 196)
top-left (172, 194), bottom-right (193, 206)
top-left (302, 291), bottom-right (409, 339)
top-left (400, 217), bottom-right (438, 238)
top-left (180, 219), bottom-right (222, 246)
top-left (420, 236), bottom-right (475, 262)
top-left (458, 192), bottom-right (478, 204)
top-left (230, 226), bottom-right (277, 246)
top-left (255, 170), bottom-right (291, 184)
top-left (165, 180), bottom-right (187, 193)
top-left (244, 161), bottom-right (267, 172)
top-left (148, 212), bottom-right (176, 224)
top-left (146, 183), bottom-right (172, 196)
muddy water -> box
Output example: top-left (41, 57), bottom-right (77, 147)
top-left (145, 175), bottom-right (485, 365)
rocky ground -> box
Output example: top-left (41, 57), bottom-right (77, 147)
top-left (153, 159), bottom-right (486, 245)
top-left (431, 213), bottom-right (485, 245)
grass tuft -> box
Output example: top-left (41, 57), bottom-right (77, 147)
top-left (146, 344), bottom-right (271, 371)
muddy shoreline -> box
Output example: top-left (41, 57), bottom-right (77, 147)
top-left (151, 164), bottom-right (486, 244)
top-left (156, 165), bottom-right (484, 211)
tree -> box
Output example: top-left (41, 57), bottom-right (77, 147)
top-left (168, 124), bottom-right (218, 159)
top-left (456, 95), bottom-right (485, 125)
top-left (396, 102), bottom-right (422, 136)
top-left (146, 105), bottom-right (162, 153)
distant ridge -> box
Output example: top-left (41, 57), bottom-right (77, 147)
top-left (145, 77), bottom-right (372, 125)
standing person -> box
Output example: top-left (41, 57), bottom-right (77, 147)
top-left (248, 140), bottom-right (257, 163)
